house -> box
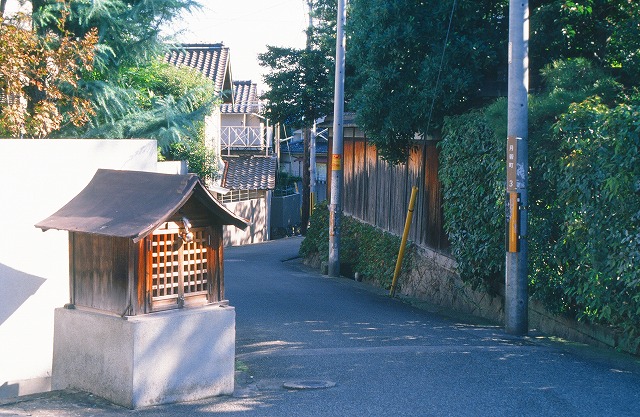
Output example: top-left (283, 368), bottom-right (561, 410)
top-left (219, 154), bottom-right (277, 245)
top-left (34, 168), bottom-right (247, 408)
top-left (279, 127), bottom-right (328, 204)
top-left (164, 43), bottom-right (232, 162)
top-left (165, 43), bottom-right (276, 245)
top-left (221, 80), bottom-right (270, 154)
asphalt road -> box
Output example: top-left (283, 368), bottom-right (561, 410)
top-left (2, 237), bottom-right (640, 416)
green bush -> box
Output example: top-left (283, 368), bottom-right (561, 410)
top-left (550, 96), bottom-right (640, 337)
top-left (300, 203), bottom-right (410, 289)
top-left (439, 108), bottom-right (505, 293)
top-left (164, 138), bottom-right (220, 185)
top-left (439, 58), bottom-right (640, 340)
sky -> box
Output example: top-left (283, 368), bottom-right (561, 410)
top-left (167, 0), bottom-right (310, 93)
top-left (3, 0), bottom-right (308, 92)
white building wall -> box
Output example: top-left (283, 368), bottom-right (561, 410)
top-left (222, 195), bottom-right (269, 246)
top-left (205, 108), bottom-right (222, 158)
top-left (221, 113), bottom-right (262, 128)
top-left (0, 139), bottom-right (157, 399)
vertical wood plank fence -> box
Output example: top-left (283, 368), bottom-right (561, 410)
top-left (326, 123), bottom-right (449, 253)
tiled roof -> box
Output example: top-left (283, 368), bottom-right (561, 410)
top-left (222, 155), bottom-right (277, 190)
top-left (164, 43), bottom-right (230, 94)
top-left (221, 80), bottom-right (262, 114)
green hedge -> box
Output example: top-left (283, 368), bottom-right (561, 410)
top-left (438, 108), bottom-right (505, 294)
top-left (300, 203), bottom-right (410, 289)
top-left (439, 58), bottom-right (640, 341)
top-left (549, 97), bottom-right (640, 335)
top-left (302, 59), bottom-right (640, 343)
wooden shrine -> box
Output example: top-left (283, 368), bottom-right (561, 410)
top-left (35, 169), bottom-right (248, 408)
top-left (36, 168), bottom-right (247, 316)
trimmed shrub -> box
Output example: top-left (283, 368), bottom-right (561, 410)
top-left (300, 203), bottom-right (410, 289)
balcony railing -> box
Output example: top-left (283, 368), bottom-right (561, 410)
top-left (221, 126), bottom-right (265, 152)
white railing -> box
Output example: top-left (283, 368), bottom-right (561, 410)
top-left (221, 126), bottom-right (264, 151)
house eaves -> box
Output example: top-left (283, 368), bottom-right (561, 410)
top-left (165, 43), bottom-right (233, 102)
top-left (221, 155), bottom-right (277, 191)
top-left (221, 80), bottom-right (262, 114)
top-left (35, 169), bottom-right (248, 241)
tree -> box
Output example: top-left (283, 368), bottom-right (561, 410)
top-left (259, 0), bottom-right (336, 234)
top-left (75, 61), bottom-right (218, 147)
top-left (27, 0), bottom-right (210, 149)
top-left (347, 0), bottom-right (638, 164)
top-left (530, 0), bottom-right (640, 85)
top-left (0, 7), bottom-right (97, 138)
top-left (348, 0), bottom-right (509, 163)
top-left (259, 47), bottom-right (333, 130)
top-left (32, 0), bottom-right (199, 71)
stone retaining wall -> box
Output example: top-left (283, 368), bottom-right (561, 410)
top-left (307, 241), bottom-right (640, 356)
top-left (396, 245), bottom-right (640, 355)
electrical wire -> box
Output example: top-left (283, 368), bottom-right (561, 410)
top-left (424, 0), bottom-right (458, 139)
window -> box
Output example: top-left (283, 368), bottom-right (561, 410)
top-left (148, 226), bottom-right (211, 311)
top-left (217, 189), bottom-right (265, 203)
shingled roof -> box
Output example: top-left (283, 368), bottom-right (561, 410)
top-left (221, 81), bottom-right (262, 114)
top-left (164, 43), bottom-right (233, 98)
top-left (222, 155), bottom-right (276, 190)
top-left (35, 169), bottom-right (248, 241)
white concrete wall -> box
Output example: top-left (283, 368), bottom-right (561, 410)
top-left (223, 195), bottom-right (269, 246)
top-left (52, 305), bottom-right (235, 408)
top-left (157, 160), bottom-right (187, 175)
top-left (0, 139), bottom-right (157, 398)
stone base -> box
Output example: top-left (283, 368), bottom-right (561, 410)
top-left (52, 304), bottom-right (235, 409)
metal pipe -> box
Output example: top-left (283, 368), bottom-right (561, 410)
top-left (389, 186), bottom-right (418, 297)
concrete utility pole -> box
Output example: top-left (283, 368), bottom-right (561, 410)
top-left (328, 0), bottom-right (346, 277)
top-left (505, 0), bottom-right (529, 335)
top-left (310, 121), bottom-right (317, 214)
top-left (307, 1), bottom-right (316, 214)
top-left (301, 1), bottom-right (314, 235)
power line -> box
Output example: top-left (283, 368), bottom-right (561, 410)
top-left (425, 0), bottom-right (458, 140)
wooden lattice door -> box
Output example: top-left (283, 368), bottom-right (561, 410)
top-left (146, 226), bottom-right (217, 312)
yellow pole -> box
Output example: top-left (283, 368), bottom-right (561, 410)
top-left (390, 186), bottom-right (418, 297)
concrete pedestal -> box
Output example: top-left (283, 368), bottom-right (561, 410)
top-left (52, 304), bottom-right (235, 409)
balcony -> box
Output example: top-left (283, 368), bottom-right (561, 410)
top-left (221, 126), bottom-right (269, 154)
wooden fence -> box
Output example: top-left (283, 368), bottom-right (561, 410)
top-left (326, 126), bottom-right (449, 252)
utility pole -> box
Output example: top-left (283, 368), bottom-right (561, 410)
top-left (301, 1), bottom-right (314, 235)
top-left (505, 0), bottom-right (529, 335)
top-left (310, 120), bottom-right (317, 214)
top-left (328, 0), bottom-right (346, 277)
